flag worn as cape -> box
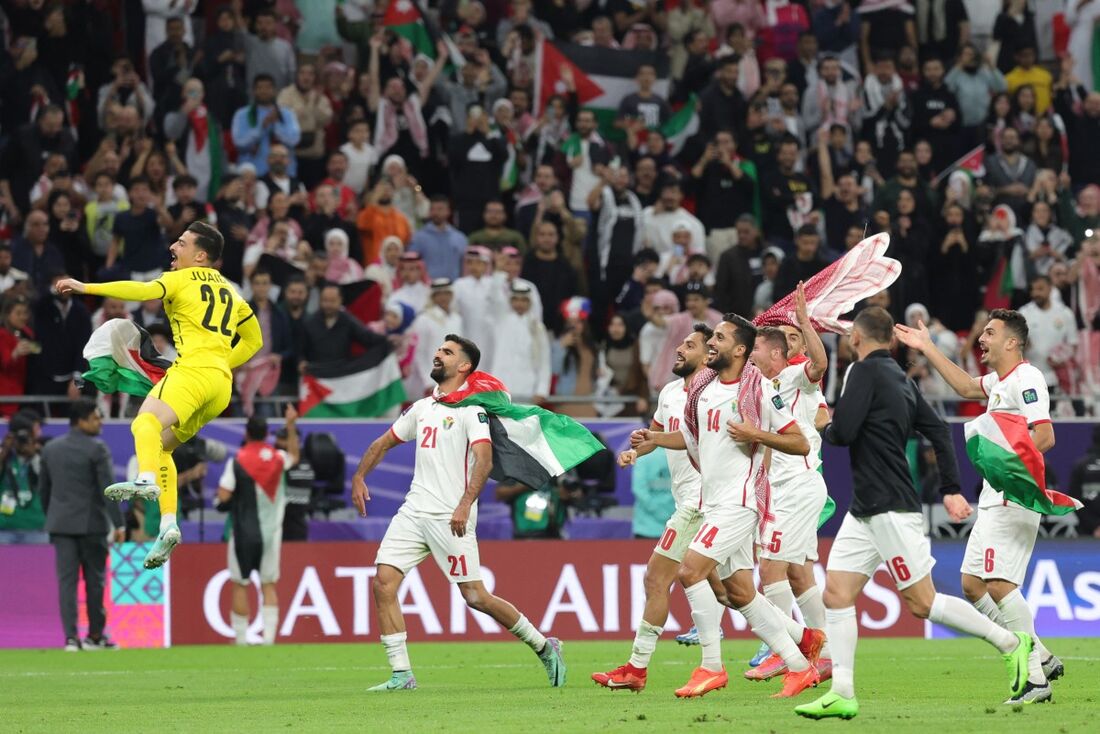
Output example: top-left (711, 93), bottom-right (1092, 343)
top-left (964, 412), bottom-right (1082, 516)
top-left (435, 371), bottom-right (604, 488)
top-left (81, 319), bottom-right (172, 396)
top-left (755, 232), bottom-right (902, 334)
top-left (299, 342), bottom-right (406, 418)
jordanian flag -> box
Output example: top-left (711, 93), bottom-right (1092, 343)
top-left (964, 412), bottom-right (1082, 516)
top-left (437, 371), bottom-right (604, 488)
top-left (81, 319), bottom-right (172, 396)
top-left (535, 41), bottom-right (669, 135)
top-left (660, 94), bottom-right (699, 156)
top-left (299, 342), bottom-right (406, 418)
top-left (383, 0), bottom-right (434, 58)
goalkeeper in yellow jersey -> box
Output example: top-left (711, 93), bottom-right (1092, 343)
top-left (57, 222), bottom-right (263, 569)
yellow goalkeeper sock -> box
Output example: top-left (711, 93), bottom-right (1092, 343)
top-left (131, 413), bottom-right (164, 478)
top-left (157, 450), bottom-right (178, 518)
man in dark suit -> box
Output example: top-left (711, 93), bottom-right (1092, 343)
top-left (40, 399), bottom-right (124, 652)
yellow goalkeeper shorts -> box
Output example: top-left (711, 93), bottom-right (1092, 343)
top-left (152, 365), bottom-right (233, 444)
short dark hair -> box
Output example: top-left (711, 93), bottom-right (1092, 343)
top-left (129, 175), bottom-right (151, 190)
top-left (1030, 274), bottom-right (1051, 288)
top-left (723, 313), bottom-right (757, 350)
top-left (249, 268), bottom-right (272, 283)
top-left (988, 308), bottom-right (1029, 349)
top-left (444, 333), bottom-right (481, 372)
top-left (853, 306), bottom-right (894, 343)
top-left (686, 253), bottom-right (711, 267)
top-left (796, 224), bottom-right (819, 239)
top-left (692, 322), bottom-right (714, 341)
top-left (187, 221), bottom-right (224, 263)
top-left (245, 414), bottom-right (268, 441)
top-left (757, 326), bottom-right (789, 360)
top-left (253, 72), bottom-right (275, 88)
top-left (430, 193), bottom-right (451, 205)
top-left (634, 248), bottom-right (660, 266)
top-left (70, 398), bottom-right (99, 426)
top-left (173, 174), bottom-right (198, 189)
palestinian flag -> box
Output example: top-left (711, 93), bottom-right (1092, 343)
top-left (383, 0), bottom-right (434, 58)
top-left (535, 41), bottom-right (669, 135)
top-left (299, 342), bottom-right (406, 418)
top-left (81, 319), bottom-right (172, 397)
top-left (964, 412), bottom-right (1082, 516)
top-left (660, 95), bottom-right (699, 156)
top-left (437, 371), bottom-right (604, 488)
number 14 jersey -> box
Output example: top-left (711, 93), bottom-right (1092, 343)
top-left (154, 267), bottom-right (254, 375)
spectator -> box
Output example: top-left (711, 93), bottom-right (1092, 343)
top-left (231, 74), bottom-right (302, 178)
top-left (165, 176), bottom-right (210, 242)
top-left (379, 155), bottom-right (430, 230)
top-left (714, 214), bottom-right (763, 316)
top-left (0, 106), bottom-right (75, 221)
top-left (367, 36), bottom-right (429, 180)
top-left (12, 210), bottom-right (66, 295)
top-left (490, 247), bottom-right (544, 320)
top-left (753, 245), bottom-right (784, 313)
top-left (530, 189), bottom-right (587, 292)
top-left (46, 191), bottom-right (91, 281)
top-left (1024, 201), bottom-right (1073, 279)
top-left (640, 180), bottom-right (706, 266)
top-left (1026, 117), bottom-right (1064, 173)
top-left (873, 149), bottom-right (938, 222)
top-left (0, 243), bottom-right (30, 295)
top-left (565, 109), bottom-right (612, 224)
top-left (240, 8), bottom-right (297, 90)
top-left (930, 203), bottom-right (979, 331)
top-left (646, 281), bottom-right (723, 393)
top-left (910, 57), bottom-right (961, 172)
top-left (699, 56), bottom-right (747, 140)
top-left (888, 189), bottom-right (933, 319)
top-left (148, 16), bottom-right (195, 116)
top-left (300, 284), bottom-right (388, 371)
top-left (630, 447), bottom-right (674, 539)
top-left (984, 127), bottom-right (1036, 210)
top-left (600, 312), bottom-right (647, 411)
top-left (469, 200), bottom-right (527, 252)
top-left (217, 408), bottom-right (299, 646)
top-left (915, 0), bottom-right (970, 63)
top-left (785, 31), bottom-right (819, 97)
top-left (1053, 75), bottom-right (1100, 188)
top-left (27, 272), bottom-right (92, 412)
top-left (861, 53), bottom-right (911, 178)
top-left (104, 177), bottom-right (171, 281)
top-left (357, 179), bottom-right (414, 268)
top-left (522, 221), bottom-right (580, 335)
top-left (1004, 46), bottom-right (1052, 116)
top-left (859, 0), bottom-right (917, 71)
top-left (0, 297), bottom-right (36, 417)
top-left (339, 120), bottom-right (377, 196)
top-left (1066, 0), bottom-right (1100, 94)
top-left (312, 153), bottom-right (360, 221)
top-left (237, 269), bottom-right (292, 417)
top-left (638, 289), bottom-right (679, 377)
top-left (390, 251), bottom-right (430, 312)
top-left (801, 55), bottom-right (859, 141)
top-left (1019, 275), bottom-right (1078, 392)
top-left (407, 279), bottom-right (465, 397)
top-left (617, 63), bottom-right (672, 137)
top-left (0, 410), bottom-right (44, 538)
top-left (991, 1), bottom-right (1039, 74)
top-left (97, 56), bottom-right (155, 129)
top-left (303, 185), bottom-right (357, 262)
top-left (588, 166), bottom-right (644, 323)
top-left (551, 302), bottom-right (599, 418)
top-left (212, 175), bottom-right (255, 286)
top-left (1067, 424), bottom-right (1100, 538)
top-left (759, 135), bottom-right (816, 247)
top-left (277, 64), bottom-right (333, 188)
top-left (975, 204), bottom-right (1027, 309)
top-left (774, 225), bottom-right (829, 300)
top-left (443, 53), bottom-right (508, 137)
top-left (407, 196), bottom-right (467, 280)
top-left (515, 164), bottom-right (558, 238)
top-left (279, 276), bottom-right (310, 391)
top-left (39, 399), bottom-right (121, 651)
top-left (453, 247), bottom-right (498, 366)
top-left (199, 7), bottom-right (248, 128)
top-left (945, 44), bottom-right (1008, 147)
top-left (818, 132), bottom-right (868, 255)
top-left (692, 130), bottom-right (758, 259)
top-left (255, 143), bottom-right (308, 215)
top-left (448, 107), bottom-right (508, 232)
top-left (488, 282), bottom-right (552, 401)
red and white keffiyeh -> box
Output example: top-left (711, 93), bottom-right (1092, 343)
top-left (755, 233), bottom-right (902, 334)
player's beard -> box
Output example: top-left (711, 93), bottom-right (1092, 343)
top-left (672, 357), bottom-right (697, 377)
top-left (430, 363), bottom-right (448, 383)
top-left (707, 349), bottom-right (731, 371)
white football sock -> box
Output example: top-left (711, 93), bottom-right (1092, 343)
top-left (763, 579), bottom-right (795, 616)
top-left (159, 512), bottom-right (176, 532)
top-left (230, 611), bottom-right (248, 646)
top-left (628, 620), bottom-right (663, 669)
top-left (826, 606), bottom-right (857, 698)
top-left (684, 580), bottom-right (723, 671)
top-left (997, 590), bottom-right (1046, 685)
top-left (261, 605), bottom-right (278, 645)
top-left (972, 593), bottom-right (1005, 625)
top-left (508, 614), bottom-right (547, 654)
top-left (137, 471), bottom-right (156, 485)
top-left (381, 631), bottom-right (411, 672)
top-left (738, 593), bottom-right (809, 672)
top-left (929, 593), bottom-right (1016, 653)
top-left (797, 586), bottom-right (831, 658)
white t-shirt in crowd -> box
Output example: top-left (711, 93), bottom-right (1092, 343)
top-left (1018, 300), bottom-right (1078, 387)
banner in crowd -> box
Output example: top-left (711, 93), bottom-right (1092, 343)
top-left (3, 540), bottom-right (1097, 648)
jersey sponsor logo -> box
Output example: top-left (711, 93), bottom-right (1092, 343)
top-left (771, 395), bottom-right (784, 410)
top-left (477, 412), bottom-right (489, 424)
top-left (1022, 388), bottom-right (1038, 404)
top-left (442, 416), bottom-right (455, 430)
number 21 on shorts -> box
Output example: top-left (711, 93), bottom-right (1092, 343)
top-left (447, 554), bottom-right (468, 577)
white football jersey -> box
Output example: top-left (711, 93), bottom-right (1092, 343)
top-left (694, 376), bottom-right (796, 513)
top-left (767, 361), bottom-right (826, 486)
top-left (389, 397), bottom-right (492, 518)
top-left (652, 378), bottom-right (702, 509)
top-left (978, 361), bottom-right (1051, 508)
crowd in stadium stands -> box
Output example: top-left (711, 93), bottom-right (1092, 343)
top-left (0, 0), bottom-right (1099, 425)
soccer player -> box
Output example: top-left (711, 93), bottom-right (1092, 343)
top-left (57, 223), bottom-right (261, 569)
top-left (795, 308), bottom-right (1033, 721)
top-left (351, 335), bottom-right (566, 692)
top-left (894, 308), bottom-right (1060, 703)
top-left (591, 324), bottom-right (721, 691)
top-left (745, 283), bottom-right (833, 682)
top-left (635, 315), bottom-right (827, 699)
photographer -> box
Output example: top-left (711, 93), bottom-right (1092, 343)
top-left (0, 411), bottom-right (45, 541)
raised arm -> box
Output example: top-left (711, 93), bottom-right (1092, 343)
top-left (59, 277), bottom-right (166, 302)
top-left (893, 320), bottom-right (984, 399)
top-left (795, 281), bottom-right (828, 382)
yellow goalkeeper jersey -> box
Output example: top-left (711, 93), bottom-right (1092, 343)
top-left (153, 268), bottom-right (255, 374)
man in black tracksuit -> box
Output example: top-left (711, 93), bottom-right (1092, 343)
top-left (794, 307), bottom-right (1034, 720)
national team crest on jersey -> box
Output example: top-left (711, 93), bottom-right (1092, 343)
top-left (771, 395), bottom-right (784, 410)
top-left (1022, 388), bottom-right (1038, 404)
top-left (772, 378), bottom-right (781, 391)
top-left (442, 416), bottom-right (455, 430)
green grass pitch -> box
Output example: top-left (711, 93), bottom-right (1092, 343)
top-left (3, 638), bottom-right (1098, 732)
